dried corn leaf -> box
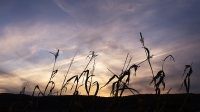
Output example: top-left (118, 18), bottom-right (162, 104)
top-left (92, 81), bottom-right (99, 96)
top-left (183, 65), bottom-right (191, 77)
top-left (32, 85), bottom-right (44, 96)
top-left (65, 75), bottom-right (78, 90)
top-left (184, 78), bottom-right (187, 93)
top-left (129, 64), bottom-right (139, 76)
top-left (188, 67), bottom-right (193, 76)
top-left (51, 69), bottom-right (58, 78)
top-left (163, 55), bottom-right (175, 62)
top-left (162, 81), bottom-right (165, 90)
top-left (156, 73), bottom-right (165, 88)
top-left (150, 70), bottom-right (163, 85)
top-left (166, 87), bottom-right (172, 94)
top-left (119, 83), bottom-right (126, 97)
top-left (100, 75), bottom-right (119, 89)
top-left (110, 81), bottom-right (117, 96)
top-left (162, 55), bottom-right (175, 71)
top-left (143, 47), bottom-right (150, 58)
top-left (140, 32), bottom-right (144, 45)
top-left (67, 75), bottom-right (78, 82)
top-left (79, 70), bottom-right (89, 81)
top-left (84, 70), bottom-right (90, 95)
top-left (48, 81), bottom-right (55, 96)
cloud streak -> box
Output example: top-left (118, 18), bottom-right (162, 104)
top-left (0, 0), bottom-right (200, 96)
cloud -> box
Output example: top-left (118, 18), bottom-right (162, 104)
top-left (0, 0), bottom-right (200, 96)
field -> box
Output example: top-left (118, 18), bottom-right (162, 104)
top-left (0, 32), bottom-right (198, 112)
top-left (1, 93), bottom-right (200, 112)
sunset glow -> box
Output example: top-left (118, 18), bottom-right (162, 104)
top-left (0, 0), bottom-right (200, 97)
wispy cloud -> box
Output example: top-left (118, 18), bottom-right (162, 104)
top-left (0, 0), bottom-right (200, 96)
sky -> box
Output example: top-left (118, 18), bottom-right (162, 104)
top-left (0, 0), bottom-right (200, 97)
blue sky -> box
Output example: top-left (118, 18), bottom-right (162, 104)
top-left (0, 0), bottom-right (200, 96)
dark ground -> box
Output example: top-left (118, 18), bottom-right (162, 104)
top-left (0, 93), bottom-right (200, 112)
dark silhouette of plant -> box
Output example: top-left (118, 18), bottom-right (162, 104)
top-left (101, 32), bottom-right (157, 98)
top-left (20, 81), bottom-right (28, 95)
top-left (62, 51), bottom-right (99, 95)
top-left (60, 51), bottom-right (99, 112)
top-left (140, 33), bottom-right (154, 82)
top-left (32, 48), bottom-right (59, 97)
top-left (9, 32), bottom-right (197, 112)
top-left (101, 54), bottom-right (140, 98)
top-left (179, 62), bottom-right (193, 94)
top-left (150, 55), bottom-right (175, 95)
top-left (178, 62), bottom-right (193, 111)
top-left (29, 49), bottom-right (59, 111)
top-left (84, 51), bottom-right (98, 96)
top-left (60, 51), bottom-right (77, 95)
top-left (43, 49), bottom-right (59, 96)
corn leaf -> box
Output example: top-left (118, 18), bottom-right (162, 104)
top-left (129, 64), bottom-right (139, 76)
top-left (166, 87), bottom-right (172, 94)
top-left (110, 81), bottom-right (117, 96)
top-left (162, 80), bottom-right (165, 90)
top-left (184, 78), bottom-right (187, 93)
top-left (150, 70), bottom-right (163, 85)
top-left (92, 81), bottom-right (99, 96)
top-left (100, 75), bottom-right (119, 89)
top-left (163, 55), bottom-right (175, 62)
top-left (182, 65), bottom-right (191, 77)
